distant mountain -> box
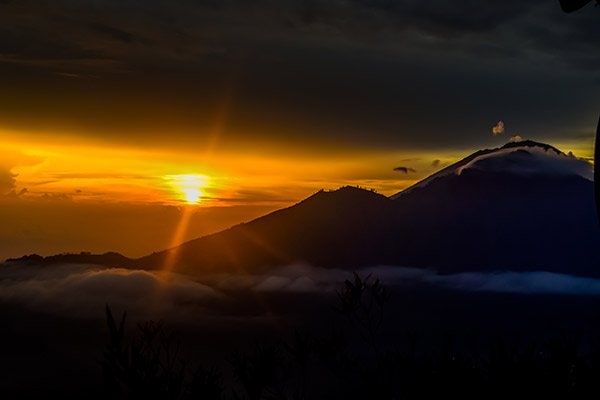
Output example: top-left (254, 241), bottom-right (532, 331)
top-left (6, 141), bottom-right (599, 278)
top-left (137, 140), bottom-right (599, 277)
top-left (4, 252), bottom-right (133, 267)
top-left (388, 140), bottom-right (599, 276)
top-left (391, 140), bottom-right (591, 199)
top-left (137, 187), bottom-right (393, 274)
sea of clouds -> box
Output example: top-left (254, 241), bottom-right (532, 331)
top-left (1, 263), bottom-right (600, 320)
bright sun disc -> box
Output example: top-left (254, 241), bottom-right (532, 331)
top-left (165, 174), bottom-right (209, 204)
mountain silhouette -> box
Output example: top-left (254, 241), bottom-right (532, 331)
top-left (389, 140), bottom-right (598, 275)
top-left (6, 141), bottom-right (599, 277)
top-left (138, 186), bottom-right (393, 274)
top-left (133, 140), bottom-right (599, 277)
top-left (4, 252), bottom-right (134, 267)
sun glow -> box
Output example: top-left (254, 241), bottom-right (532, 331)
top-left (165, 174), bottom-right (209, 204)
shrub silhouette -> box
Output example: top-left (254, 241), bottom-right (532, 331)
top-left (335, 272), bottom-right (390, 354)
top-left (102, 306), bottom-right (186, 399)
top-left (230, 342), bottom-right (287, 400)
top-left (103, 305), bottom-right (222, 400)
top-left (189, 366), bottom-right (224, 400)
top-left (102, 275), bottom-right (600, 399)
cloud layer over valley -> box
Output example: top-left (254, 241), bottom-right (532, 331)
top-left (2, 263), bottom-right (600, 321)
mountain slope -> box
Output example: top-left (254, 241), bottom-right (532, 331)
top-left (140, 140), bottom-right (599, 277)
top-left (137, 186), bottom-right (393, 274)
top-left (386, 140), bottom-right (599, 275)
top-left (392, 140), bottom-right (592, 199)
top-left (9, 141), bottom-right (597, 278)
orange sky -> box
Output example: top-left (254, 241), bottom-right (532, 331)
top-left (0, 128), bottom-right (438, 261)
top-left (1, 128), bottom-right (451, 206)
top-left (0, 127), bottom-right (594, 262)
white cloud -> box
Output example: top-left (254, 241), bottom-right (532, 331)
top-left (218, 264), bottom-right (600, 296)
top-left (360, 266), bottom-right (600, 296)
top-left (0, 265), bottom-right (221, 319)
top-left (2, 262), bottom-right (600, 321)
top-left (426, 270), bottom-right (600, 295)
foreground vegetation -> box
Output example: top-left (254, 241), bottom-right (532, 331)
top-left (101, 274), bottom-right (600, 399)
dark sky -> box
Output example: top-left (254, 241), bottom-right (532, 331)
top-left (1, 0), bottom-right (598, 152)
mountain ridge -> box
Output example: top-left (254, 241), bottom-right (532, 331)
top-left (4, 141), bottom-right (599, 277)
top-left (392, 139), bottom-right (591, 199)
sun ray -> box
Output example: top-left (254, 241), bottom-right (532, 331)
top-left (160, 205), bottom-right (194, 273)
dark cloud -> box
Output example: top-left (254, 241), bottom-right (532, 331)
top-left (0, 28), bottom-right (100, 61)
top-left (394, 166), bottom-right (416, 174)
top-left (348, 0), bottom-right (546, 35)
top-left (0, 1), bottom-right (597, 151)
top-left (39, 192), bottom-right (73, 201)
top-left (87, 22), bottom-right (137, 44)
top-left (0, 1), bottom-right (595, 72)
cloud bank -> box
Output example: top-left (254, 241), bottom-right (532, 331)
top-left (0, 265), bottom-right (221, 319)
top-left (2, 263), bottom-right (600, 321)
top-left (361, 266), bottom-right (600, 296)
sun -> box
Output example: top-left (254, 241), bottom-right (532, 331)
top-left (165, 174), bottom-right (209, 204)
